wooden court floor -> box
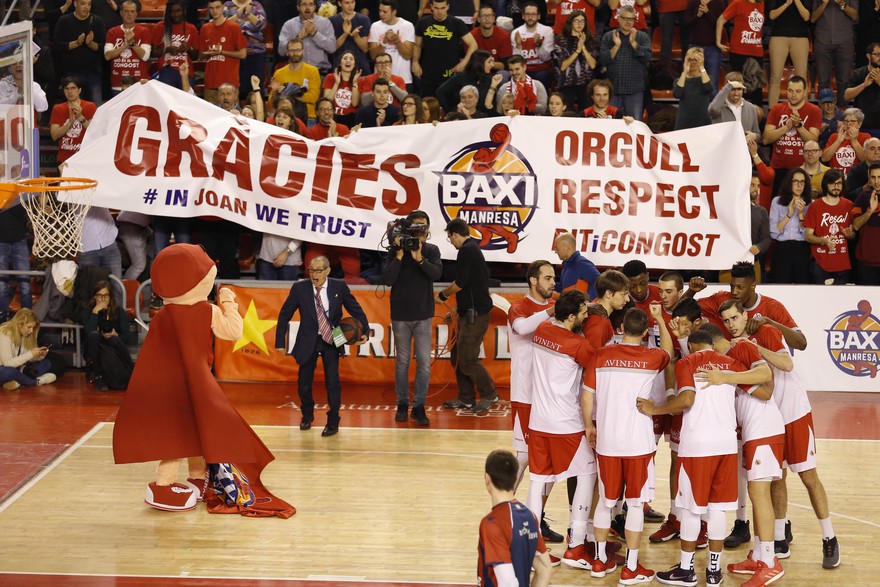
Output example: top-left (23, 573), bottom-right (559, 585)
top-left (0, 377), bottom-right (878, 586)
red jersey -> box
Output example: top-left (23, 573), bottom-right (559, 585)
top-left (105, 24), bottom-right (151, 89)
top-left (803, 197), bottom-right (854, 272)
top-left (749, 324), bottom-right (811, 423)
top-left (553, 0), bottom-right (597, 34)
top-left (825, 131), bottom-right (872, 174)
top-left (357, 73), bottom-right (407, 106)
top-left (726, 341), bottom-right (784, 442)
top-left (583, 105), bottom-right (619, 118)
top-left (508, 295), bottom-right (555, 404)
top-left (472, 26), bottom-right (513, 61)
top-left (722, 0), bottom-right (765, 57)
top-left (153, 21), bottom-right (200, 71)
top-left (478, 500), bottom-right (546, 587)
top-left (303, 122), bottom-right (351, 140)
top-left (322, 73), bottom-right (358, 116)
top-left (632, 284), bottom-right (661, 331)
top-left (583, 314), bottom-right (615, 350)
top-left (698, 291), bottom-right (799, 334)
top-left (50, 101), bottom-right (97, 163)
top-left (766, 101), bottom-right (823, 169)
top-left (200, 19), bottom-right (247, 89)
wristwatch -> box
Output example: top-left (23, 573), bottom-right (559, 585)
top-left (700, 68), bottom-right (706, 73)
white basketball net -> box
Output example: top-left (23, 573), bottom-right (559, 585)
top-left (17, 181), bottom-right (96, 259)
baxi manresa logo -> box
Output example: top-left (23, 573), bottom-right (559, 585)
top-left (826, 299), bottom-right (879, 378)
top-left (436, 123), bottom-right (537, 253)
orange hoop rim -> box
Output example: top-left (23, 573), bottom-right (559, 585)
top-left (12, 177), bottom-right (98, 193)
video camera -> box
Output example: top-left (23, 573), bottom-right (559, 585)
top-left (386, 217), bottom-right (427, 252)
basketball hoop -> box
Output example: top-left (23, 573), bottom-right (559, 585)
top-left (13, 177), bottom-right (98, 259)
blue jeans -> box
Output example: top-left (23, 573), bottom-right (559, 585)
top-left (79, 243), bottom-right (123, 280)
top-left (0, 239), bottom-right (32, 313)
top-left (611, 93), bottom-right (645, 120)
top-left (0, 358), bottom-right (51, 387)
top-left (257, 259), bottom-right (301, 281)
top-left (392, 318), bottom-right (433, 407)
top-left (152, 216), bottom-right (192, 255)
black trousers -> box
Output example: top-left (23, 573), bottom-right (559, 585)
top-left (297, 337), bottom-right (342, 426)
top-left (451, 312), bottom-right (496, 404)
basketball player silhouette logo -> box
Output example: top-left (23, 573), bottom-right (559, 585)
top-left (437, 123), bottom-right (538, 254)
top-left (826, 299), bottom-right (880, 378)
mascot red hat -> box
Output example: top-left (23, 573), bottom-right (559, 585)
top-left (151, 244), bottom-right (215, 299)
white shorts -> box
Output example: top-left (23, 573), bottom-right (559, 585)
top-left (783, 413), bottom-right (818, 473)
top-left (512, 401), bottom-right (530, 454)
top-left (528, 431), bottom-right (597, 483)
top-left (743, 435), bottom-right (784, 482)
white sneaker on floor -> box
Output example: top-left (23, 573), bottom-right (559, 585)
top-left (36, 373), bottom-right (57, 385)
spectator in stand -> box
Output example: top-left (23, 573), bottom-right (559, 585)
top-left (749, 171), bottom-right (772, 272)
top-left (199, 0), bottom-right (247, 105)
top-left (583, 78), bottom-right (620, 118)
top-left (685, 0), bottom-right (726, 92)
top-left (82, 280), bottom-right (134, 391)
top-left (152, 0), bottom-right (199, 79)
top-left (511, 2), bottom-right (555, 91)
top-left (817, 88), bottom-right (843, 146)
top-left (80, 206), bottom-right (123, 287)
top-left (422, 95), bottom-right (442, 122)
top-left (716, 0), bottom-right (765, 104)
top-left (103, 0), bottom-right (150, 96)
top-left (274, 104), bottom-right (298, 130)
top-left (437, 50), bottom-right (496, 115)
top-left (0, 309), bottom-right (56, 390)
top-left (359, 52), bottom-right (407, 106)
top-left (242, 75), bottom-right (265, 120)
top-left (804, 169), bottom-right (855, 284)
top-left (762, 75), bottom-right (821, 195)
top-left (546, 90), bottom-right (571, 116)
top-left (455, 84), bottom-right (490, 118)
top-left (355, 78), bottom-right (401, 126)
top-left (770, 167), bottom-right (812, 283)
top-left (88, 0), bottom-right (121, 29)
top-left (845, 43), bottom-right (880, 136)
top-left (323, 50), bottom-right (362, 128)
top-left (305, 96), bottom-right (353, 138)
top-left (852, 163), bottom-right (880, 284)
top-left (257, 232), bottom-right (303, 280)
top-left (0, 205), bottom-right (31, 322)
top-left (608, 0), bottom-right (651, 34)
top-left (394, 93), bottom-right (426, 124)
top-left (216, 82), bottom-right (242, 112)
top-left (412, 0), bottom-right (478, 97)
top-left (223, 0), bottom-right (268, 97)
top-left (116, 211), bottom-right (150, 281)
top-left (552, 10), bottom-right (597, 112)
top-left (846, 137), bottom-right (880, 198)
top-left (658, 0), bottom-right (689, 71)
top-left (673, 47), bottom-right (713, 130)
top-left (801, 139), bottom-right (829, 194)
top-left (269, 38), bottom-right (322, 123)
top-left (811, 0), bottom-right (858, 107)
top-left (550, 0), bottom-right (600, 37)
top-left (279, 0), bottom-right (336, 73)
top-left (766, 0), bottom-right (810, 107)
top-left (497, 54), bottom-right (547, 114)
top-left (53, 0), bottom-right (106, 104)
top-left (331, 0), bottom-right (372, 74)
top-left (471, 4), bottom-right (512, 73)
top-left (708, 73), bottom-right (761, 141)
top-left (368, 0), bottom-right (415, 91)
top-left (50, 75), bottom-right (96, 165)
top-left (822, 108), bottom-right (871, 176)
top-left (599, 5), bottom-right (651, 120)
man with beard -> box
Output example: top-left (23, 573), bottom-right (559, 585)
top-left (801, 140), bottom-right (829, 194)
top-left (708, 73), bottom-right (760, 141)
top-left (511, 2), bottom-right (555, 91)
top-left (305, 97), bottom-right (352, 139)
top-left (804, 169), bottom-right (856, 284)
top-left (368, 1), bottom-right (415, 91)
top-left (269, 38), bottom-right (322, 122)
top-left (844, 42), bottom-right (880, 135)
top-left (278, 0), bottom-right (336, 73)
top-left (763, 76), bottom-right (822, 196)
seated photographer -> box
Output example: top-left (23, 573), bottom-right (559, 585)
top-left (1, 309), bottom-right (56, 390)
top-left (82, 281), bottom-right (135, 391)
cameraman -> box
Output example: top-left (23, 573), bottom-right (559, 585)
top-left (382, 211), bottom-right (442, 426)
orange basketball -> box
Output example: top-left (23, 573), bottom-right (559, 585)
top-left (490, 123), bottom-right (510, 144)
top-left (338, 317), bottom-right (363, 345)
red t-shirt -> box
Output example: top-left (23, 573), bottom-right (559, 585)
top-left (657, 0), bottom-right (688, 13)
top-left (722, 0), bottom-right (765, 57)
top-left (472, 26), bottom-right (513, 61)
top-left (200, 19), bottom-right (247, 89)
top-left (583, 105), bottom-right (619, 118)
top-left (825, 131), bottom-right (872, 173)
top-left (766, 101), bottom-right (822, 169)
top-left (609, 0), bottom-right (649, 30)
top-left (304, 122), bottom-right (351, 140)
top-left (50, 101), bottom-right (97, 163)
top-left (153, 21), bottom-right (200, 71)
top-left (106, 24), bottom-right (151, 89)
top-left (357, 73), bottom-right (407, 106)
top-left (553, 0), bottom-right (597, 34)
top-left (322, 74), bottom-right (359, 116)
top-left (803, 197), bottom-right (854, 272)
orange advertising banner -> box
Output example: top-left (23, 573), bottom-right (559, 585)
top-left (214, 284), bottom-right (521, 385)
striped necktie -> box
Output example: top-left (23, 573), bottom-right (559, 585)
top-left (315, 286), bottom-right (333, 344)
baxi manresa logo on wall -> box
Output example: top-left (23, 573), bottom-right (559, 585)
top-left (826, 299), bottom-right (880, 378)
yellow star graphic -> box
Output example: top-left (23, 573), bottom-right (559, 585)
top-left (233, 300), bottom-right (277, 354)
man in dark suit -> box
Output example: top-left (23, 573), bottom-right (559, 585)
top-left (275, 255), bottom-right (369, 437)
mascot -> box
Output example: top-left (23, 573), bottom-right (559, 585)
top-left (113, 244), bottom-right (294, 517)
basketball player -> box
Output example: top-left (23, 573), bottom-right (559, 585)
top-left (685, 261), bottom-right (807, 351)
top-left (719, 300), bottom-right (840, 570)
top-left (637, 329), bottom-right (749, 587)
top-left (526, 290), bottom-right (597, 571)
top-left (479, 449), bottom-right (553, 587)
top-left (696, 322), bottom-right (786, 586)
top-left (584, 305), bottom-right (672, 584)
top-left (507, 260), bottom-right (563, 543)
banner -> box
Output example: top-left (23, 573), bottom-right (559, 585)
top-left (65, 81), bottom-right (753, 270)
top-left (216, 283), bottom-right (879, 393)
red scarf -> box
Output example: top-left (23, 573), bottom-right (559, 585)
top-left (507, 77), bottom-right (538, 114)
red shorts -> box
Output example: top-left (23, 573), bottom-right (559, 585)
top-left (597, 452), bottom-right (655, 508)
top-left (783, 412), bottom-right (817, 473)
top-left (743, 434), bottom-right (784, 482)
top-left (512, 401), bottom-right (531, 453)
top-left (528, 430), bottom-right (596, 483)
top-left (666, 414), bottom-right (682, 451)
top-left (653, 414), bottom-right (669, 439)
top-left (675, 454), bottom-right (738, 514)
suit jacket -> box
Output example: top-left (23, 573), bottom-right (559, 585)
top-left (275, 277), bottom-right (368, 364)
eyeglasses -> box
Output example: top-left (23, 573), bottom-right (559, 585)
top-left (791, 179), bottom-right (806, 185)
top-left (618, 16), bottom-right (636, 21)
top-left (376, 60), bottom-right (392, 65)
top-left (524, 11), bottom-right (539, 16)
top-left (803, 149), bottom-right (820, 154)
top-left (871, 52), bottom-right (880, 57)
top-left (842, 119), bottom-right (859, 124)
top-left (317, 106), bottom-right (334, 112)
top-left (308, 267), bottom-right (328, 274)
top-left (402, 101), bottom-right (415, 106)
top-left (95, 293), bottom-right (110, 299)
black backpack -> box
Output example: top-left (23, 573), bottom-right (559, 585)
top-left (99, 344), bottom-right (134, 390)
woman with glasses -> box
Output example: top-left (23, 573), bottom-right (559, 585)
top-left (821, 108), bottom-right (871, 176)
top-left (769, 168), bottom-right (812, 283)
top-left (552, 10), bottom-right (597, 112)
top-left (394, 94), bottom-right (425, 125)
top-left (83, 281), bottom-right (135, 390)
top-left (421, 96), bottom-right (442, 123)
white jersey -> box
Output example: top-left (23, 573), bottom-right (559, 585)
top-left (507, 295), bottom-right (554, 404)
top-left (368, 18), bottom-right (415, 83)
top-left (585, 342), bottom-right (670, 456)
top-left (530, 321), bottom-right (594, 434)
top-left (750, 325), bottom-right (812, 424)
top-left (727, 341), bottom-right (785, 441)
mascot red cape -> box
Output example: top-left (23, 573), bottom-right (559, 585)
top-left (113, 243), bottom-right (294, 518)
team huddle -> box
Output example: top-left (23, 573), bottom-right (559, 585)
top-left (479, 260), bottom-right (839, 587)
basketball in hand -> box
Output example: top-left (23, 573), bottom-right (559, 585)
top-left (338, 317), bottom-right (363, 344)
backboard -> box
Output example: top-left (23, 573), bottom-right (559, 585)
top-left (0, 20), bottom-right (35, 208)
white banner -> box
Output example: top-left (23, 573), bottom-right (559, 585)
top-left (65, 81), bottom-right (752, 269)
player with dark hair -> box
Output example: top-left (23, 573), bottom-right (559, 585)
top-left (480, 449), bottom-right (554, 587)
